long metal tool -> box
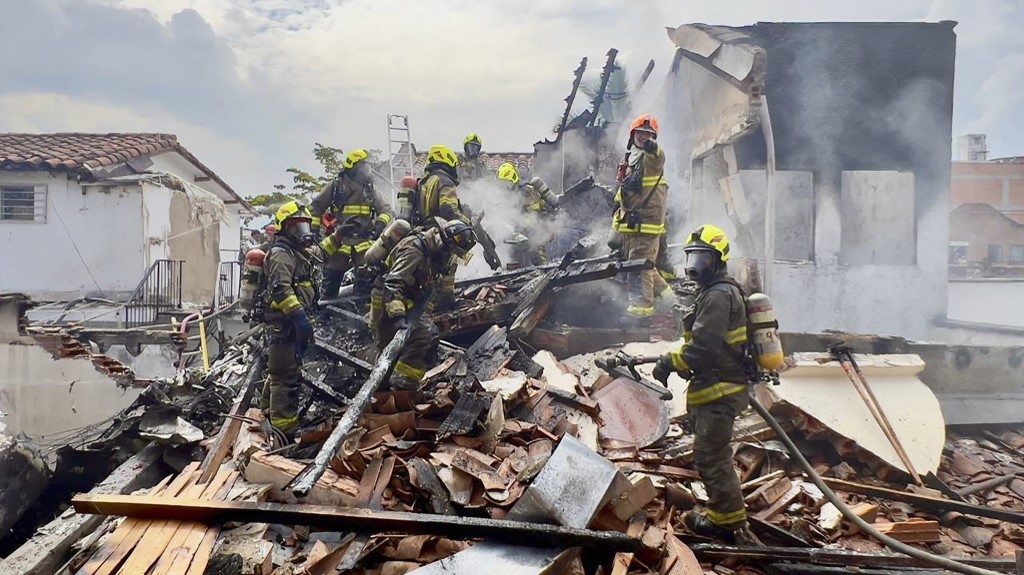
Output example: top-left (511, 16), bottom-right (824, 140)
top-left (829, 344), bottom-right (923, 485)
top-left (595, 353), bottom-right (673, 400)
top-left (290, 290), bottom-right (434, 497)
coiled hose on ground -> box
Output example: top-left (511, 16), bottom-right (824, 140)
top-left (748, 391), bottom-right (1004, 575)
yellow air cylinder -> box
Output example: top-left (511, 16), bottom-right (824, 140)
top-left (746, 292), bottom-right (785, 371)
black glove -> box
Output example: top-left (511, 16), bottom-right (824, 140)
top-left (373, 218), bottom-right (387, 237)
top-left (290, 310), bottom-right (315, 358)
top-left (393, 315), bottom-right (409, 331)
top-left (652, 356), bottom-right (673, 386)
top-left (642, 138), bottom-right (658, 153)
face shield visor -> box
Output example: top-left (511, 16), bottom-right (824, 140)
top-left (285, 218), bottom-right (314, 246)
top-left (465, 141), bottom-right (482, 158)
top-left (684, 249), bottom-right (718, 282)
top-left (351, 161), bottom-right (373, 184)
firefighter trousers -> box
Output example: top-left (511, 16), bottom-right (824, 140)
top-left (690, 390), bottom-right (749, 528)
top-left (322, 249), bottom-right (365, 300)
top-left (370, 295), bottom-right (441, 390)
top-left (263, 321), bottom-right (302, 432)
top-left (622, 232), bottom-right (670, 316)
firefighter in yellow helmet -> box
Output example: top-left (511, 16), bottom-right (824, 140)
top-left (311, 149), bottom-right (393, 299)
top-left (414, 145), bottom-right (471, 309)
top-left (651, 224), bottom-right (757, 544)
top-left (497, 162), bottom-right (561, 265)
top-left (613, 114), bottom-right (672, 320)
top-left (458, 134), bottom-right (487, 183)
top-left (261, 201), bottom-right (321, 433)
top-left (370, 219), bottom-right (477, 389)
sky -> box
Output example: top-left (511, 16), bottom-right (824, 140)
top-left (1, 0), bottom-right (1022, 198)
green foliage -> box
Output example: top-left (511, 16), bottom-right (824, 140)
top-left (248, 143), bottom-right (345, 216)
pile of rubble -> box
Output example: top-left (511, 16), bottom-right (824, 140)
top-left (8, 321), bottom-right (1020, 575)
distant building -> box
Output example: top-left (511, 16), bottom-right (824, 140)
top-left (956, 134), bottom-right (989, 162)
top-left (0, 133), bottom-right (255, 305)
top-left (951, 156), bottom-right (1024, 224)
top-left (949, 203), bottom-right (1024, 276)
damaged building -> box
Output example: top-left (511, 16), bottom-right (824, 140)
top-left (6, 18), bottom-right (1024, 575)
top-left (660, 22), bottom-right (956, 340)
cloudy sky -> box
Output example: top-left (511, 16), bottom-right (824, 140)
top-left (1, 0), bottom-right (1022, 197)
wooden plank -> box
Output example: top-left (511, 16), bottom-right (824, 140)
top-left (147, 468), bottom-right (237, 575)
top-left (167, 473), bottom-right (240, 575)
top-left (0, 443), bottom-right (165, 575)
top-left (182, 528), bottom-right (219, 575)
top-left (610, 513), bottom-right (647, 575)
top-left (753, 482), bottom-right (802, 521)
top-left (198, 347), bottom-right (266, 483)
top-left (77, 463), bottom-right (199, 575)
top-left (116, 468), bottom-right (222, 575)
top-left (71, 495), bottom-right (641, 551)
top-left (822, 477), bottom-right (1024, 525)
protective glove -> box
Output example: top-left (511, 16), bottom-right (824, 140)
top-left (393, 315), bottom-right (409, 331)
top-left (290, 309), bottom-right (315, 358)
top-left (373, 218), bottom-right (387, 237)
top-left (652, 355), bottom-right (673, 386)
top-left (642, 138), bottom-right (658, 153)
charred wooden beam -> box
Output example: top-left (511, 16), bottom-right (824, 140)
top-left (822, 477), bottom-right (1024, 525)
top-left (314, 336), bottom-right (374, 374)
top-left (291, 291), bottom-right (433, 497)
top-left (324, 305), bottom-right (369, 326)
top-left (198, 347), bottom-right (267, 483)
top-left (688, 544), bottom-right (1015, 572)
top-left (71, 495), bottom-right (639, 551)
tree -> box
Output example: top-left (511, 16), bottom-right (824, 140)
top-left (245, 143), bottom-right (345, 215)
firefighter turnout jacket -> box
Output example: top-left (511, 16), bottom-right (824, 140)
top-left (263, 238), bottom-right (320, 324)
top-left (613, 143), bottom-right (668, 236)
top-left (311, 173), bottom-right (393, 249)
top-left (668, 272), bottom-right (749, 406)
top-left (417, 169), bottom-right (470, 226)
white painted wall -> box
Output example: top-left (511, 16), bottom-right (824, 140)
top-left (0, 342), bottom-right (142, 438)
top-left (947, 279), bottom-right (1024, 328)
top-left (0, 172), bottom-right (146, 300)
top-left (149, 151), bottom-right (245, 264)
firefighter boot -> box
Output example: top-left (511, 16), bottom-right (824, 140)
top-left (683, 512), bottom-right (742, 542)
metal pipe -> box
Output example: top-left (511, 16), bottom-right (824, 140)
top-left (758, 94), bottom-right (777, 294)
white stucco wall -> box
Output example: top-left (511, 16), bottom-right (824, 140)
top-left (0, 172), bottom-right (146, 300)
top-left (947, 279), bottom-right (1024, 328)
top-left (148, 151), bottom-right (245, 264)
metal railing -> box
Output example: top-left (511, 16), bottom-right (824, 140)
top-left (124, 259), bottom-right (183, 328)
top-left (215, 260), bottom-right (241, 308)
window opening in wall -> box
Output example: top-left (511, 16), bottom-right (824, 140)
top-left (0, 185), bottom-right (47, 223)
top-left (948, 244), bottom-right (968, 265)
top-left (1010, 245), bottom-right (1024, 265)
top-left (988, 244), bottom-right (1004, 264)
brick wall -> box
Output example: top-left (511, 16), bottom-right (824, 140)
top-left (952, 162), bottom-right (1024, 223)
top-left (949, 203), bottom-right (1024, 271)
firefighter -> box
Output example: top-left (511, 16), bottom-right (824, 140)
top-left (651, 224), bottom-right (756, 543)
top-left (458, 133), bottom-right (487, 183)
top-left (497, 162), bottom-right (560, 265)
top-left (261, 201), bottom-right (321, 433)
top-left (613, 114), bottom-right (672, 320)
top-left (311, 149), bottom-right (393, 299)
top-left (415, 145), bottom-right (471, 309)
top-left (370, 219), bottom-right (477, 390)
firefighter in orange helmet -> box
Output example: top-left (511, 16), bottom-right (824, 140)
top-left (612, 114), bottom-right (673, 320)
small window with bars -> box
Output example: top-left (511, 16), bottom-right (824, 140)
top-left (0, 185), bottom-right (47, 223)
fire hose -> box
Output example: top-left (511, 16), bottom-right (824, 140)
top-left (605, 353), bottom-right (1002, 575)
top-left (748, 392), bottom-right (1002, 575)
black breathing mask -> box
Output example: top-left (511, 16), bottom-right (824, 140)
top-left (684, 249), bottom-right (718, 283)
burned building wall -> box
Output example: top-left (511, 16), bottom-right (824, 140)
top-left (664, 22), bottom-right (956, 339)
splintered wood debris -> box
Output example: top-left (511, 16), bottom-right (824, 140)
top-left (12, 300), bottom-right (1024, 574)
